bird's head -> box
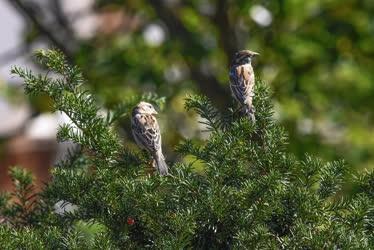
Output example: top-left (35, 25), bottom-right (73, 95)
top-left (134, 101), bottom-right (158, 115)
top-left (233, 50), bottom-right (259, 65)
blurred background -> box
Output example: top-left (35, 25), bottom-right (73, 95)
top-left (0, 0), bottom-right (373, 190)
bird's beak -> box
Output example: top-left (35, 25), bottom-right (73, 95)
top-left (153, 110), bottom-right (158, 115)
top-left (252, 52), bottom-right (260, 56)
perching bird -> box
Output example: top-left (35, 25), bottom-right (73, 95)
top-left (131, 101), bottom-right (169, 176)
top-left (229, 50), bottom-right (259, 122)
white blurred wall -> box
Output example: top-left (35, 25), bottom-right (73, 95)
top-left (0, 1), bottom-right (93, 158)
top-left (0, 1), bottom-right (25, 81)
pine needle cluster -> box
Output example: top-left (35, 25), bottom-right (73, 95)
top-left (0, 49), bottom-right (372, 249)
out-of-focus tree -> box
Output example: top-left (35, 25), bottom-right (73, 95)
top-left (6, 0), bottom-right (374, 170)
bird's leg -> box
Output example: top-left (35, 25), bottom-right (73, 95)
top-left (140, 150), bottom-right (155, 175)
top-left (145, 158), bottom-right (156, 176)
top-left (244, 98), bottom-right (256, 123)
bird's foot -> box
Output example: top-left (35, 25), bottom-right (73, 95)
top-left (145, 159), bottom-right (156, 176)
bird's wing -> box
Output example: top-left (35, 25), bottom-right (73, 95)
top-left (132, 114), bottom-right (161, 153)
top-left (230, 65), bottom-right (255, 103)
top-left (237, 65), bottom-right (255, 94)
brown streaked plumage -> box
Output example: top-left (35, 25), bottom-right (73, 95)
top-left (131, 102), bottom-right (168, 176)
top-left (229, 50), bottom-right (259, 122)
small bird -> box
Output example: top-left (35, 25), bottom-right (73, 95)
top-left (229, 50), bottom-right (259, 122)
top-left (131, 101), bottom-right (168, 176)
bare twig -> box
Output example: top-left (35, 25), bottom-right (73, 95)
top-left (51, 0), bottom-right (76, 40)
top-left (213, 0), bottom-right (238, 62)
top-left (148, 0), bottom-right (231, 108)
top-left (7, 0), bottom-right (74, 61)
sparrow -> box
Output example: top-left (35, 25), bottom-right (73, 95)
top-left (229, 50), bottom-right (259, 122)
top-left (131, 101), bottom-right (168, 176)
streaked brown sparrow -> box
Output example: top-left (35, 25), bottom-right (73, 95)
top-left (229, 50), bottom-right (259, 122)
top-left (131, 102), bottom-right (168, 176)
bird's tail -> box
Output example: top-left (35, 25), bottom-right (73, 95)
top-left (155, 151), bottom-right (169, 176)
top-left (244, 104), bottom-right (256, 123)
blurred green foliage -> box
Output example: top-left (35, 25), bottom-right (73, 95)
top-left (12, 0), bottom-right (374, 170)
